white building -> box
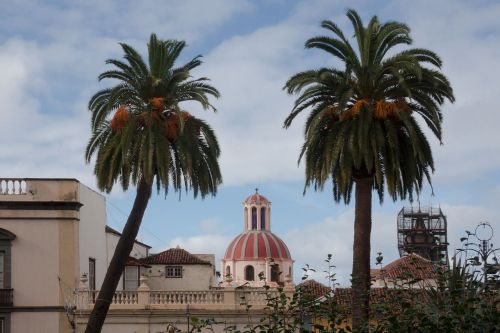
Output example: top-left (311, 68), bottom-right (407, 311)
top-left (0, 178), bottom-right (110, 333)
top-left (0, 179), bottom-right (294, 333)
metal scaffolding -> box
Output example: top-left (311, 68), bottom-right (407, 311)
top-left (397, 207), bottom-right (448, 265)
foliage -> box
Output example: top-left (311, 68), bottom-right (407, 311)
top-left (283, 9), bottom-right (454, 330)
top-left (372, 257), bottom-right (500, 332)
top-left (84, 33), bottom-right (222, 333)
top-left (162, 252), bottom-right (499, 333)
top-left (86, 33), bottom-right (222, 196)
top-left (222, 255), bottom-right (353, 333)
top-left (283, 8), bottom-right (454, 203)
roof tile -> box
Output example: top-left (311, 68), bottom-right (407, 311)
top-left (140, 248), bottom-right (211, 265)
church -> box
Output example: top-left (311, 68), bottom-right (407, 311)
top-left (0, 178), bottom-right (295, 333)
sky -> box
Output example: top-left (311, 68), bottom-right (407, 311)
top-left (1, 0), bottom-right (500, 286)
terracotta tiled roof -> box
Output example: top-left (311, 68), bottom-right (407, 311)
top-left (332, 287), bottom-right (427, 315)
top-left (245, 192), bottom-right (270, 204)
top-left (297, 279), bottom-right (331, 299)
top-left (371, 253), bottom-right (438, 280)
top-left (140, 247), bottom-right (211, 265)
top-left (126, 256), bottom-right (150, 267)
top-left (224, 231), bottom-right (292, 260)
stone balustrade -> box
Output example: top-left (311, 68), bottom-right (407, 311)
top-left (0, 178), bottom-right (27, 195)
top-left (77, 286), bottom-right (287, 311)
top-left (150, 290), bottom-right (224, 305)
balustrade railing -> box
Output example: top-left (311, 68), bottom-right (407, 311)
top-left (0, 179), bottom-right (27, 195)
top-left (88, 290), bottom-right (138, 305)
top-left (150, 290), bottom-right (224, 305)
top-left (236, 289), bottom-right (278, 305)
top-left (80, 288), bottom-right (278, 309)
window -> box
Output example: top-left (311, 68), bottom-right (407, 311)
top-left (89, 258), bottom-right (96, 290)
top-left (165, 266), bottom-right (182, 278)
top-left (271, 264), bottom-right (280, 282)
top-left (260, 207), bottom-right (266, 230)
top-left (251, 207), bottom-right (257, 230)
top-left (0, 253), bottom-right (4, 289)
top-left (244, 265), bottom-right (255, 281)
top-left (226, 266), bottom-right (231, 276)
top-left (0, 229), bottom-right (15, 290)
top-left (123, 266), bottom-right (139, 290)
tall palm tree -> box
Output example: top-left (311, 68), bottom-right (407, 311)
top-left (283, 10), bottom-right (453, 330)
top-left (84, 34), bottom-right (222, 333)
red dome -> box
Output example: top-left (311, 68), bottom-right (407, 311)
top-left (245, 193), bottom-right (270, 204)
top-left (224, 231), bottom-right (291, 260)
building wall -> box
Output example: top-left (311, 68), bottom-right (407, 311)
top-left (79, 183), bottom-right (108, 291)
top-left (146, 264), bottom-right (214, 291)
top-left (76, 309), bottom-right (271, 333)
top-left (0, 178), bottom-right (84, 333)
top-left (222, 259), bottom-right (293, 287)
top-left (106, 232), bottom-right (150, 291)
top-left (11, 312), bottom-right (61, 333)
top-left (2, 220), bottom-right (61, 306)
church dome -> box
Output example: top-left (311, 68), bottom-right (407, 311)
top-left (244, 192), bottom-right (270, 205)
top-left (221, 190), bottom-right (293, 287)
top-left (224, 231), bottom-right (291, 261)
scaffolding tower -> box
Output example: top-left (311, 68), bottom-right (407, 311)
top-left (397, 207), bottom-right (448, 265)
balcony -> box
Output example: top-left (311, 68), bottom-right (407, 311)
top-left (0, 289), bottom-right (13, 306)
top-left (76, 287), bottom-right (285, 311)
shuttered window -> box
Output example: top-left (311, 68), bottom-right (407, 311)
top-left (89, 258), bottom-right (96, 290)
top-left (124, 266), bottom-right (139, 290)
top-left (0, 253), bottom-right (4, 289)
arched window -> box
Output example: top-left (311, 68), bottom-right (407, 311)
top-left (226, 266), bottom-right (231, 276)
top-left (245, 265), bottom-right (255, 281)
top-left (244, 207), bottom-right (248, 229)
top-left (251, 207), bottom-right (257, 230)
top-left (260, 207), bottom-right (266, 230)
top-left (271, 264), bottom-right (280, 282)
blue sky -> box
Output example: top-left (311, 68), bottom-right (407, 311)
top-left (1, 0), bottom-right (500, 285)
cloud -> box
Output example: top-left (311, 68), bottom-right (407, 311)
top-left (199, 218), bottom-right (223, 233)
top-left (167, 234), bottom-right (232, 259)
top-left (0, 0), bottom-right (252, 191)
top-left (284, 209), bottom-right (397, 285)
top-left (1, 1), bottom-right (499, 192)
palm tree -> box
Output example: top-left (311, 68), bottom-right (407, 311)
top-left (283, 10), bottom-right (453, 330)
top-left (84, 34), bottom-right (222, 333)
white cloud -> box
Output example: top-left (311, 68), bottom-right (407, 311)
top-left (284, 209), bottom-right (397, 286)
top-left (1, 1), bottom-right (499, 192)
top-left (1, 1), bottom-right (500, 287)
top-left (167, 234), bottom-right (232, 259)
top-left (199, 218), bottom-right (223, 233)
top-left (0, 0), bottom-right (252, 191)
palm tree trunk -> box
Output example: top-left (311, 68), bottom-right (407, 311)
top-left (351, 176), bottom-right (372, 332)
top-left (84, 177), bottom-right (152, 333)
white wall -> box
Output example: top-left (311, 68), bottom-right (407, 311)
top-left (12, 312), bottom-right (60, 333)
top-left (78, 184), bottom-right (108, 290)
top-left (106, 232), bottom-right (150, 290)
top-left (146, 264), bottom-right (214, 291)
top-left (222, 259), bottom-right (293, 287)
top-left (2, 220), bottom-right (60, 305)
